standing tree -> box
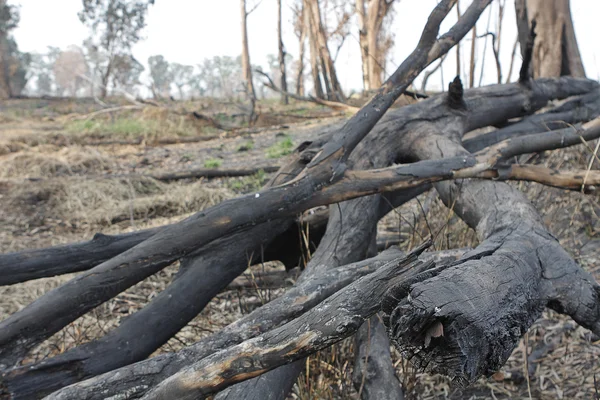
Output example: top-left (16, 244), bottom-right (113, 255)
top-left (148, 55), bottom-right (172, 99)
top-left (53, 46), bottom-right (88, 97)
top-left (111, 54), bottom-right (143, 94)
top-left (277, 0), bottom-right (288, 104)
top-left (4, 36), bottom-right (30, 96)
top-left (355, 0), bottom-right (396, 91)
top-left (0, 0), bottom-right (19, 99)
top-left (78, 0), bottom-right (154, 98)
top-left (303, 0), bottom-right (346, 101)
top-left (28, 53), bottom-right (53, 95)
top-left (240, 0), bottom-right (258, 123)
top-left (170, 63), bottom-right (194, 99)
top-left (292, 0), bottom-right (306, 96)
top-left (515, 0), bottom-right (585, 78)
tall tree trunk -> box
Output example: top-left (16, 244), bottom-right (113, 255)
top-left (100, 68), bottom-right (110, 99)
top-left (356, 0), bottom-right (370, 91)
top-left (296, 16), bottom-right (306, 96)
top-left (306, 0), bottom-right (344, 101)
top-left (304, 0), bottom-right (324, 99)
top-left (240, 0), bottom-right (256, 100)
top-left (277, 0), bottom-right (288, 104)
top-left (366, 0), bottom-right (384, 89)
top-left (469, 25), bottom-right (477, 88)
top-left (0, 0), bottom-right (12, 100)
top-left (356, 0), bottom-right (395, 92)
top-left (515, 0), bottom-right (585, 78)
top-left (455, 1), bottom-right (461, 79)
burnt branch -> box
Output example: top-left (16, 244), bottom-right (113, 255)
top-left (139, 243), bottom-right (435, 400)
top-left (0, 0), bottom-right (470, 366)
top-left (519, 19), bottom-right (537, 83)
top-left (40, 248), bottom-right (407, 400)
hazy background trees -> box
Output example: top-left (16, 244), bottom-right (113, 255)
top-left (0, 0), bottom-right (591, 101)
top-left (78, 0), bottom-right (155, 97)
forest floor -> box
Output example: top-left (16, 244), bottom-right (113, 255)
top-left (1, 95), bottom-right (599, 399)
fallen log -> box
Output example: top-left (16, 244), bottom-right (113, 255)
top-left (0, 0), bottom-right (466, 367)
top-left (2, 82), bottom-right (599, 398)
top-left (2, 77), bottom-right (595, 287)
top-left (41, 247), bottom-right (406, 400)
top-left (254, 69), bottom-right (360, 113)
top-left (147, 165), bottom-right (280, 181)
top-left (1, 81), bottom-right (598, 379)
top-left (86, 134), bottom-right (219, 147)
top-left (464, 88), bottom-right (600, 152)
top-left (381, 77), bottom-right (600, 385)
top-left (138, 243), bottom-right (436, 400)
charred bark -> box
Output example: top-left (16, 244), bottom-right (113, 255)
top-left (135, 244), bottom-right (435, 400)
top-left (41, 248), bottom-right (406, 400)
top-left (0, 0), bottom-right (465, 367)
top-left (382, 78), bottom-right (600, 385)
top-left (352, 315), bottom-right (404, 400)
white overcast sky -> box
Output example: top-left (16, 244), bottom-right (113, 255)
top-left (12, 0), bottom-right (600, 93)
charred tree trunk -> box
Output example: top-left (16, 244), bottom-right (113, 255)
top-left (277, 0), bottom-right (288, 105)
top-left (131, 246), bottom-right (435, 400)
top-left (515, 0), bottom-right (585, 78)
top-left (41, 248), bottom-right (408, 400)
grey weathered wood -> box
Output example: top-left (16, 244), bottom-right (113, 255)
top-left (43, 248), bottom-right (405, 400)
top-left (18, 76), bottom-right (600, 400)
top-left (352, 315), bottom-right (404, 400)
top-left (140, 244), bottom-right (434, 400)
top-left (464, 88), bottom-right (600, 152)
top-left (0, 0), bottom-right (458, 365)
top-left (382, 78), bottom-right (600, 385)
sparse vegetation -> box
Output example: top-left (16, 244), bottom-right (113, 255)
top-left (228, 169), bottom-right (267, 193)
top-left (237, 140), bottom-right (254, 152)
top-left (67, 117), bottom-right (154, 138)
top-left (203, 158), bottom-right (222, 168)
top-left (265, 135), bottom-right (293, 158)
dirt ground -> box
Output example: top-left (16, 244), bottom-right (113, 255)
top-left (1, 96), bottom-right (599, 399)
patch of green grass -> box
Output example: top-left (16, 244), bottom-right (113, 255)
top-left (266, 136), bottom-right (294, 159)
top-left (204, 158), bottom-right (222, 168)
top-left (237, 140), bottom-right (254, 152)
top-left (66, 117), bottom-right (157, 138)
top-left (180, 153), bottom-right (194, 162)
top-left (228, 169), bottom-right (267, 193)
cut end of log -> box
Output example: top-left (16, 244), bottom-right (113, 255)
top-left (381, 242), bottom-right (549, 385)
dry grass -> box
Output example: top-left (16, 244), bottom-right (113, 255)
top-left (6, 176), bottom-right (231, 226)
top-left (0, 145), bottom-right (114, 178)
top-left (2, 98), bottom-right (600, 399)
